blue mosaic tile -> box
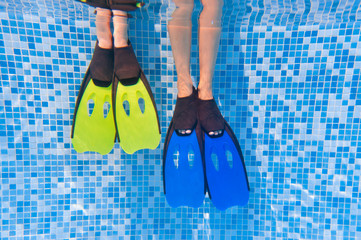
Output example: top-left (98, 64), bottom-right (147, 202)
top-left (1, 0), bottom-right (361, 239)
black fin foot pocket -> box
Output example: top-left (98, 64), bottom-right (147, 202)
top-left (197, 98), bottom-right (225, 137)
top-left (173, 87), bottom-right (198, 136)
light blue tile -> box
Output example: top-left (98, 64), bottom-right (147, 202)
top-left (0, 0), bottom-right (361, 239)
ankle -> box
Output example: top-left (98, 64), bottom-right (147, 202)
top-left (113, 38), bottom-right (128, 48)
top-left (113, 28), bottom-right (128, 48)
top-left (177, 76), bottom-right (193, 98)
top-left (177, 86), bottom-right (193, 98)
top-left (197, 87), bottom-right (213, 100)
top-left (98, 40), bottom-right (113, 49)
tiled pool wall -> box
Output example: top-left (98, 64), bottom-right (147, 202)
top-left (1, 0), bottom-right (361, 239)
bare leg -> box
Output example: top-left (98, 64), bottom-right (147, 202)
top-left (168, 0), bottom-right (194, 98)
top-left (96, 8), bottom-right (113, 49)
top-left (198, 0), bottom-right (224, 136)
top-left (112, 10), bottom-right (129, 48)
top-left (168, 0), bottom-right (196, 135)
top-left (198, 0), bottom-right (223, 101)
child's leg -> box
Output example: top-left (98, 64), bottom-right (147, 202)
top-left (198, 0), bottom-right (223, 100)
top-left (168, 0), bottom-right (196, 135)
top-left (168, 0), bottom-right (194, 98)
top-left (112, 10), bottom-right (129, 48)
top-left (96, 8), bottom-right (113, 49)
top-left (198, 0), bottom-right (224, 136)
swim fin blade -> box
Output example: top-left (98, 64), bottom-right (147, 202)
top-left (113, 43), bottom-right (160, 154)
top-left (204, 122), bottom-right (250, 210)
top-left (71, 44), bottom-right (116, 155)
top-left (163, 121), bottom-right (205, 208)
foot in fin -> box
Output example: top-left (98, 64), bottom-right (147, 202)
top-left (173, 88), bottom-right (198, 136)
top-left (113, 42), bottom-right (161, 154)
top-left (163, 88), bottom-right (205, 208)
top-left (71, 43), bottom-right (116, 155)
top-left (198, 98), bottom-right (250, 210)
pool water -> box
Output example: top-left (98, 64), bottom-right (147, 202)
top-left (0, 0), bottom-right (360, 239)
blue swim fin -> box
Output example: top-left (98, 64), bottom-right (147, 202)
top-left (203, 122), bottom-right (250, 210)
top-left (163, 121), bottom-right (205, 208)
top-left (163, 89), bottom-right (205, 208)
top-left (198, 98), bottom-right (250, 210)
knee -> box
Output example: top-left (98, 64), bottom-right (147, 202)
top-left (168, 0), bottom-right (194, 26)
top-left (174, 0), bottom-right (194, 14)
top-left (201, 0), bottom-right (224, 20)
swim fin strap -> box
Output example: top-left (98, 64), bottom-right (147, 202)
top-left (71, 44), bottom-right (116, 155)
top-left (203, 121), bottom-right (250, 210)
top-left (113, 43), bottom-right (161, 154)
